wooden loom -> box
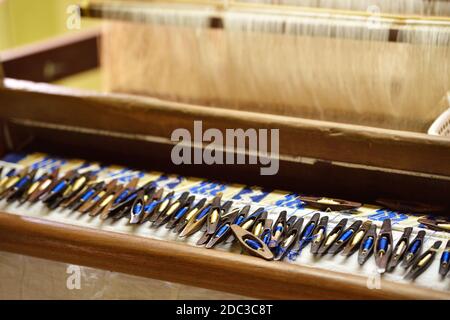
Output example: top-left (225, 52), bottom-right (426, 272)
top-left (0, 0), bottom-right (450, 300)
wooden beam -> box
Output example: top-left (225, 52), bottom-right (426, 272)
top-left (0, 212), bottom-right (447, 299)
top-left (5, 121), bottom-right (450, 208)
top-left (1, 78), bottom-right (450, 177)
top-left (0, 28), bottom-right (100, 83)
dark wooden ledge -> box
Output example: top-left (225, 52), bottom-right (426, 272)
top-left (0, 28), bottom-right (100, 83)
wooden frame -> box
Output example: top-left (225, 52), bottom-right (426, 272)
top-left (0, 79), bottom-right (450, 299)
top-left (0, 212), bottom-right (448, 299)
top-left (1, 78), bottom-right (450, 207)
top-left (0, 28), bottom-right (100, 83)
top-left (1, 78), bottom-right (450, 176)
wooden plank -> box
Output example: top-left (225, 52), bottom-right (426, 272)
top-left (5, 121), bottom-right (450, 208)
top-left (0, 211), bottom-right (447, 300)
top-left (0, 29), bottom-right (100, 83)
top-left (100, 21), bottom-right (449, 133)
top-left (1, 78), bottom-right (450, 177)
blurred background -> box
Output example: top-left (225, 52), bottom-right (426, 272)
top-left (0, 0), bottom-right (101, 90)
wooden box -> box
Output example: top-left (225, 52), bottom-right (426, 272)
top-left (0, 54), bottom-right (450, 299)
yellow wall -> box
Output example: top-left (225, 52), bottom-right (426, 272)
top-left (0, 1), bottom-right (13, 50)
top-left (0, 0), bottom-right (98, 51)
top-left (0, 0), bottom-right (101, 90)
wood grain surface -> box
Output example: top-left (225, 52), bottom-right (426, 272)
top-left (1, 80), bottom-right (450, 299)
top-left (0, 211), bottom-right (448, 300)
top-left (1, 78), bottom-right (450, 177)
